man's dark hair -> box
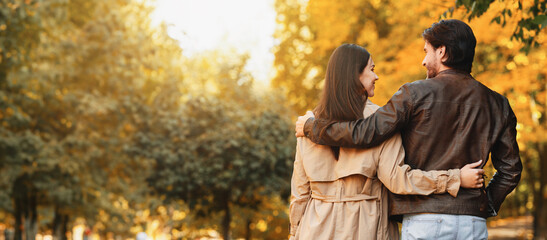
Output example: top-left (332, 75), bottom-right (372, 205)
top-left (422, 19), bottom-right (476, 73)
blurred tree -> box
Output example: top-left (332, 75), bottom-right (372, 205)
top-left (0, 0), bottom-right (41, 82)
top-left (0, 0), bottom-right (42, 210)
top-left (271, 0), bottom-right (318, 114)
top-left (446, 0), bottom-right (546, 53)
top-left (3, 0), bottom-right (295, 239)
top-left (0, 1), bottom-right (68, 239)
top-left (1, 0), bottom-right (185, 239)
top-left (139, 51), bottom-right (295, 240)
top-left (230, 196), bottom-right (290, 239)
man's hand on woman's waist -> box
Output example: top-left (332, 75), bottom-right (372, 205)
top-left (295, 111), bottom-right (314, 137)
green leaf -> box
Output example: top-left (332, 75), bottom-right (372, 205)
top-left (531, 15), bottom-right (547, 29)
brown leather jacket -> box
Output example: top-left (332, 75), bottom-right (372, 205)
top-left (303, 69), bottom-right (522, 219)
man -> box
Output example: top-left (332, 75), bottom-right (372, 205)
top-left (295, 19), bottom-right (522, 239)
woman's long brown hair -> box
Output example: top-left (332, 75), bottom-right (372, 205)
top-left (314, 44), bottom-right (370, 159)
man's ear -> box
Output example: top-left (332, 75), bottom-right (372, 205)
top-left (438, 45), bottom-right (447, 62)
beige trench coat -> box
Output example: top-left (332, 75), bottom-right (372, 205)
top-left (289, 101), bottom-right (461, 240)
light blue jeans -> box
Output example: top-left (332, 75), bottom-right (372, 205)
top-left (401, 213), bottom-right (488, 240)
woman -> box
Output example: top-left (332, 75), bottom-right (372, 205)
top-left (289, 44), bottom-right (483, 239)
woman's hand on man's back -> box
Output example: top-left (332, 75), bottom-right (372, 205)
top-left (460, 160), bottom-right (485, 188)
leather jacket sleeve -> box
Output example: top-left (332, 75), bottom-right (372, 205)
top-left (303, 84), bottom-right (414, 148)
top-left (486, 102), bottom-right (522, 216)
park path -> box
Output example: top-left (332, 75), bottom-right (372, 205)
top-left (488, 215), bottom-right (534, 240)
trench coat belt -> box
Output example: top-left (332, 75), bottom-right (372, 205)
top-left (310, 191), bottom-right (377, 203)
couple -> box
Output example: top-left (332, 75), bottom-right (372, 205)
top-left (289, 19), bottom-right (522, 239)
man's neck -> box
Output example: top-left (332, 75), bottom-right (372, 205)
top-left (438, 65), bottom-right (451, 73)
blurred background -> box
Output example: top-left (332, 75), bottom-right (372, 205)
top-left (0, 0), bottom-right (545, 239)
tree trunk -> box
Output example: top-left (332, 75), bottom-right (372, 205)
top-left (522, 151), bottom-right (536, 217)
top-left (61, 214), bottom-right (69, 240)
top-left (12, 176), bottom-right (38, 240)
top-left (24, 191), bottom-right (38, 240)
top-left (0, 71), bottom-right (6, 85)
top-left (13, 196), bottom-right (23, 240)
top-left (222, 200), bottom-right (231, 240)
top-left (534, 142), bottom-right (547, 239)
top-left (244, 218), bottom-right (252, 240)
top-left (13, 176), bottom-right (28, 240)
top-left (53, 207), bottom-right (69, 240)
top-left (52, 207), bottom-right (61, 240)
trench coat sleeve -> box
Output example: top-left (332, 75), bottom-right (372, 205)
top-left (289, 138), bottom-right (310, 236)
top-left (376, 134), bottom-right (461, 197)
